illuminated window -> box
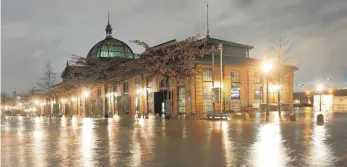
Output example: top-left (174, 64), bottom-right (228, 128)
top-left (231, 70), bottom-right (240, 82)
top-left (203, 69), bottom-right (213, 113)
top-left (178, 87), bottom-right (186, 113)
top-left (203, 69), bottom-right (213, 82)
top-left (231, 86), bottom-right (240, 99)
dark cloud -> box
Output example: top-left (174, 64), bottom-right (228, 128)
top-left (2, 0), bottom-right (347, 94)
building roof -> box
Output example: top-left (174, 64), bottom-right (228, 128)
top-left (146, 36), bottom-right (254, 54)
top-left (142, 39), bottom-right (177, 54)
top-left (333, 89), bottom-right (347, 96)
top-left (203, 37), bottom-right (254, 49)
top-left (61, 63), bottom-right (88, 78)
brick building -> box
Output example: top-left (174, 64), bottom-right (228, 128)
top-left (44, 20), bottom-right (298, 118)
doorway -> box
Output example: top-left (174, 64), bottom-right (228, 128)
top-left (154, 91), bottom-right (171, 116)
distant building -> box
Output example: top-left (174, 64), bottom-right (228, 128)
top-left (41, 18), bottom-right (297, 118)
top-left (313, 89), bottom-right (347, 112)
top-left (293, 92), bottom-right (313, 107)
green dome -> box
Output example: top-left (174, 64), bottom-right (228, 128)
top-left (87, 37), bottom-right (134, 59)
top-left (86, 19), bottom-right (134, 59)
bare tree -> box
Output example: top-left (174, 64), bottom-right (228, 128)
top-left (37, 61), bottom-right (57, 117)
top-left (269, 37), bottom-right (293, 117)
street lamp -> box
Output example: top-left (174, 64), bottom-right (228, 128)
top-left (316, 84), bottom-right (324, 112)
top-left (262, 60), bottom-right (273, 121)
top-left (218, 43), bottom-right (224, 113)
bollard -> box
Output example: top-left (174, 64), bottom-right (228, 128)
top-left (289, 113), bottom-right (296, 122)
top-left (243, 113), bottom-right (250, 121)
top-left (317, 114), bottom-right (324, 123)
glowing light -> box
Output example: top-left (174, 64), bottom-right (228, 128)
top-left (270, 84), bottom-right (281, 92)
top-left (136, 89), bottom-right (142, 94)
top-left (328, 89), bottom-right (333, 94)
top-left (82, 90), bottom-right (89, 98)
top-left (262, 61), bottom-right (273, 73)
top-left (316, 84), bottom-right (324, 92)
top-left (60, 98), bottom-right (67, 103)
top-left (306, 91), bottom-right (311, 95)
top-left (214, 81), bottom-right (223, 88)
top-left (138, 117), bottom-right (144, 126)
top-left (71, 97), bottom-right (77, 102)
top-left (113, 114), bottom-right (120, 121)
top-left (34, 100), bottom-right (40, 105)
top-left (34, 130), bottom-right (44, 140)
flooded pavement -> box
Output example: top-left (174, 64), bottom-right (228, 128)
top-left (1, 109), bottom-right (347, 167)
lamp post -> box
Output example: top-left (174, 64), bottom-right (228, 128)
top-left (262, 61), bottom-right (273, 121)
top-left (217, 43), bottom-right (224, 113)
top-left (316, 84), bottom-right (324, 112)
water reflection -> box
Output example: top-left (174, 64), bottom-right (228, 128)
top-left (251, 122), bottom-right (289, 167)
top-left (81, 118), bottom-right (94, 167)
top-left (1, 109), bottom-right (347, 167)
top-left (221, 121), bottom-right (234, 166)
top-left (309, 123), bottom-right (335, 166)
top-left (34, 117), bottom-right (46, 167)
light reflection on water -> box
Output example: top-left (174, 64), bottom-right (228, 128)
top-left (251, 122), bottom-right (289, 167)
top-left (1, 110), bottom-right (347, 167)
top-left (81, 118), bottom-right (94, 167)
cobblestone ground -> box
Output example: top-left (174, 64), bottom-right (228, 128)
top-left (1, 108), bottom-right (347, 167)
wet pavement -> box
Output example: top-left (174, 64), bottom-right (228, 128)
top-left (1, 109), bottom-right (347, 167)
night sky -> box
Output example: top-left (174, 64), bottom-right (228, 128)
top-left (2, 0), bottom-right (347, 94)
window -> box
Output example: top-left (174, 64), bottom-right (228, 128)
top-left (123, 81), bottom-right (129, 93)
top-left (97, 87), bottom-right (102, 97)
top-left (147, 76), bottom-right (153, 88)
top-left (231, 86), bottom-right (240, 99)
top-left (254, 88), bottom-right (263, 100)
top-left (231, 70), bottom-right (240, 82)
top-left (254, 72), bottom-right (262, 84)
top-left (178, 87), bottom-right (186, 113)
top-left (203, 69), bottom-right (213, 113)
top-left (203, 69), bottom-right (213, 82)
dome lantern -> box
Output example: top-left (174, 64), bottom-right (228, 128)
top-left (105, 12), bottom-right (113, 37)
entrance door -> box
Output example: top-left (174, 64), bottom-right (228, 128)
top-left (154, 91), bottom-right (171, 116)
